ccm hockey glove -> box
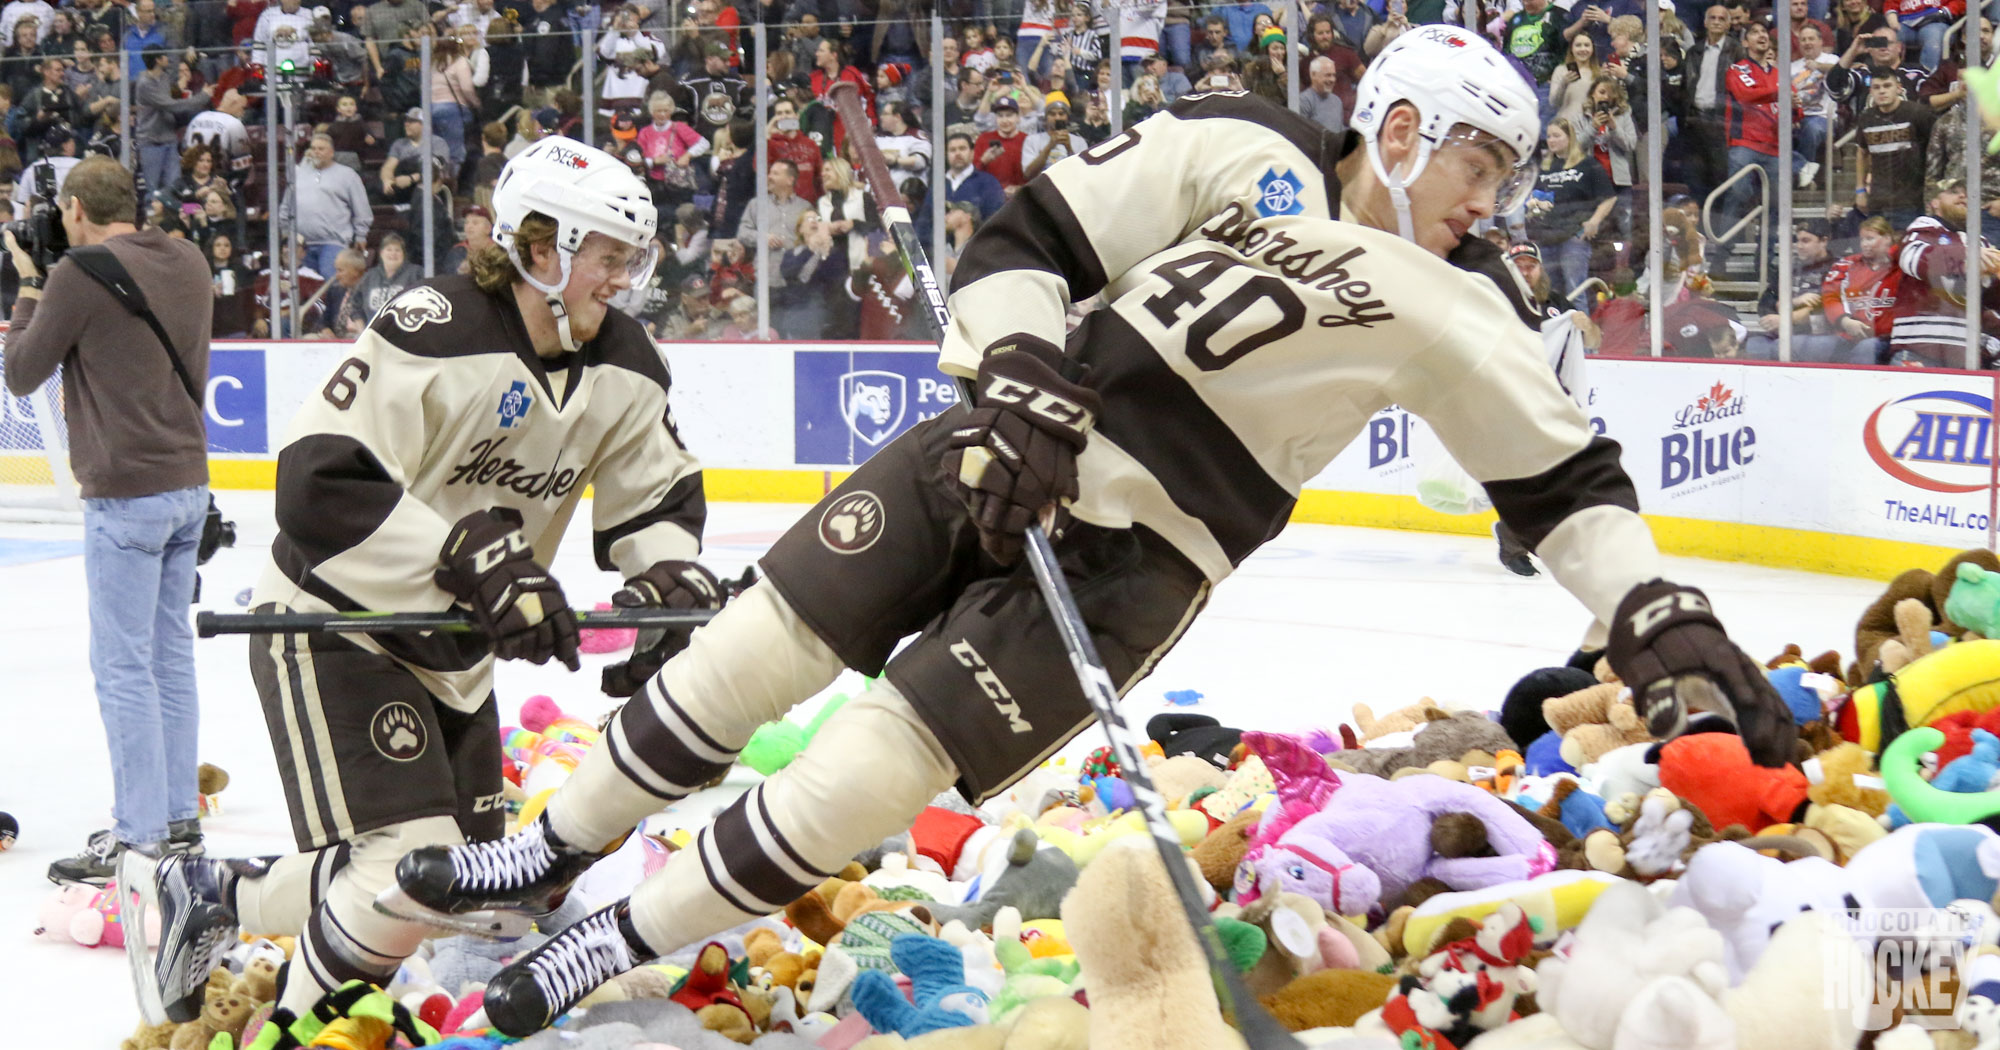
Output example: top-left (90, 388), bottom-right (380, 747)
top-left (943, 336), bottom-right (1102, 564)
top-left (435, 508), bottom-right (581, 670)
top-left (601, 560), bottom-right (725, 698)
top-left (1606, 578), bottom-right (1796, 767)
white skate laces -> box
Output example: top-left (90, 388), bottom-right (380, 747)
top-left (451, 829), bottom-right (558, 892)
top-left (526, 909), bottom-right (635, 1008)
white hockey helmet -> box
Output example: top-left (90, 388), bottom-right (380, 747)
top-left (491, 136), bottom-right (660, 347)
top-left (1349, 25), bottom-right (1542, 241)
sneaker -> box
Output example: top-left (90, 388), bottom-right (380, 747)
top-left (1493, 522), bottom-right (1537, 577)
top-left (1798, 161), bottom-right (1819, 188)
top-left (375, 814), bottom-right (615, 938)
top-left (481, 901), bottom-right (648, 1037)
top-left (48, 829), bottom-right (123, 885)
top-left (153, 854), bottom-right (245, 1023)
top-left (166, 818), bottom-right (204, 856)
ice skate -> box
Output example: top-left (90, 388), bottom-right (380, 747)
top-left (152, 853), bottom-right (256, 1022)
top-left (374, 813), bottom-right (614, 938)
top-left (479, 900), bottom-right (648, 1036)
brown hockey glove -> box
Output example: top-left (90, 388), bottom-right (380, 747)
top-left (600, 560), bottom-right (725, 698)
top-left (1606, 578), bottom-right (1796, 767)
top-left (942, 335), bottom-right (1102, 564)
top-left (435, 508), bottom-right (580, 670)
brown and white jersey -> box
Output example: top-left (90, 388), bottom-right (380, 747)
top-left (254, 274), bottom-right (707, 711)
top-left (1067, 213), bottom-right (1658, 624)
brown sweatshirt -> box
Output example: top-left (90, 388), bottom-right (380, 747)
top-left (2, 227), bottom-right (213, 499)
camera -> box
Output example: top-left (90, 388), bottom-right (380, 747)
top-left (6, 161), bottom-right (68, 271)
top-left (997, 69), bottom-right (1013, 83)
top-left (1049, 115), bottom-right (1068, 130)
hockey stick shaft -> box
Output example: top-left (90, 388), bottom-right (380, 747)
top-left (196, 608), bottom-right (716, 638)
top-left (827, 81), bottom-right (1302, 1050)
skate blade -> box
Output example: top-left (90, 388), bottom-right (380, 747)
top-left (118, 850), bottom-right (169, 1026)
top-left (371, 885), bottom-right (540, 939)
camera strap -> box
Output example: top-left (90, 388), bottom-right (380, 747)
top-left (66, 244), bottom-right (203, 408)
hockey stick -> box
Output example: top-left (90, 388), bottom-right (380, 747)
top-left (196, 608), bottom-right (716, 638)
top-left (827, 82), bottom-right (1304, 1050)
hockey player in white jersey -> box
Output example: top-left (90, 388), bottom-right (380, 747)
top-left (385, 26), bottom-right (1797, 1037)
top-left (133, 137), bottom-right (728, 1029)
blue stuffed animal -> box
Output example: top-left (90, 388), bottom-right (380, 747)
top-left (850, 934), bottom-right (990, 1038)
top-left (1888, 729), bottom-right (2000, 829)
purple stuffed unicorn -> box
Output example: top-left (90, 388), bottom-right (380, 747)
top-left (1234, 732), bottom-right (1556, 916)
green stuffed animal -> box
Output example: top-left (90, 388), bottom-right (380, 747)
top-left (741, 691), bottom-right (855, 775)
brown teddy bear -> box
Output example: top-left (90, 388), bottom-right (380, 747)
top-left (1332, 712), bottom-right (1514, 779)
top-left (784, 862), bottom-right (921, 945)
top-left (1352, 701), bottom-right (1453, 743)
top-left (743, 926), bottom-right (819, 992)
top-left (1543, 682), bottom-right (1651, 768)
top-left (169, 975), bottom-right (257, 1050)
top-left (1852, 549), bottom-right (2000, 682)
top-left (1191, 808), bottom-right (1263, 893)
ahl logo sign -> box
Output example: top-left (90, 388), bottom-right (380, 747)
top-left (1863, 390), bottom-right (1995, 493)
top-left (1661, 380), bottom-right (1755, 494)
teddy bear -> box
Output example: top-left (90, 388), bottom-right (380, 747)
top-left (169, 976), bottom-right (258, 1050)
top-left (1542, 682), bottom-right (1652, 770)
top-left (1332, 712), bottom-right (1517, 780)
top-left (1353, 701), bottom-right (1454, 743)
top-left (785, 866), bottom-right (932, 946)
top-left (1063, 838), bottom-right (1248, 1050)
top-left (1192, 808), bottom-right (1263, 892)
top-left (1851, 549), bottom-right (2000, 683)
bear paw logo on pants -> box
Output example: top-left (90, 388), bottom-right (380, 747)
top-left (370, 701), bottom-right (427, 761)
top-left (819, 490), bottom-right (885, 554)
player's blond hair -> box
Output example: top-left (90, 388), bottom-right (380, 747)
top-left (470, 212), bottom-right (559, 296)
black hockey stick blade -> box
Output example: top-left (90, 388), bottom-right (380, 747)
top-left (831, 93), bottom-right (1302, 1049)
top-left (196, 608), bottom-right (716, 638)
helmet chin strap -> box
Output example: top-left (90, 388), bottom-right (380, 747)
top-left (1364, 135), bottom-right (1436, 246)
top-left (508, 241), bottom-right (581, 352)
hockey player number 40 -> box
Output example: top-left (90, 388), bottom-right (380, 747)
top-left (1140, 249), bottom-right (1307, 371)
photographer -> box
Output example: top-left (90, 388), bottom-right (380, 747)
top-left (1021, 96), bottom-right (1076, 180)
top-left (1, 155), bottom-right (214, 882)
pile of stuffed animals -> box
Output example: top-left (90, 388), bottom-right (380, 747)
top-left (61, 545), bottom-right (2000, 1049)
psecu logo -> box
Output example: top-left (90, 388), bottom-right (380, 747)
top-left (1863, 390), bottom-right (1995, 493)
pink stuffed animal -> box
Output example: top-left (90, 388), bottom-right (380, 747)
top-left (33, 879), bottom-right (157, 948)
top-left (577, 601), bottom-right (639, 654)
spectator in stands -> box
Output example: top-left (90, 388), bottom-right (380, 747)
top-left (1, 17), bottom-right (38, 103)
top-left (1794, 23), bottom-right (1834, 186)
top-left (1746, 220), bottom-right (1843, 360)
top-left (251, 0), bottom-right (311, 73)
top-left (314, 247), bottom-right (365, 336)
top-left (974, 94), bottom-right (1027, 191)
top-left (709, 116), bottom-right (754, 238)
top-left (279, 132), bottom-right (370, 280)
top-left (364, 0), bottom-right (429, 79)
top-left (1142, 51), bottom-right (1190, 103)
top-left (1723, 22), bottom-right (1794, 228)
top-left (640, 90), bottom-right (707, 209)
top-left (684, 40), bottom-right (748, 141)
top-left (1193, 14), bottom-right (1235, 70)
top-left (122, 0), bottom-right (165, 77)
top-left (1580, 75), bottom-right (1636, 196)
top-left (439, 203), bottom-right (492, 274)
top-left (1214, 0), bottom-right (1271, 53)
top-left (1833, 0), bottom-right (1890, 57)
top-left (208, 229), bottom-right (252, 337)
top-left (167, 143), bottom-right (224, 210)
top-left (1682, 3), bottom-right (1743, 201)
top-left (380, 108), bottom-right (450, 204)
top-left (600, 5), bottom-right (667, 118)
top-left (1241, 27), bottom-right (1287, 106)
top-left (773, 211), bottom-right (844, 338)
top-left (1892, 0), bottom-right (1954, 71)
top-left (944, 63), bottom-right (985, 127)
top-left (1297, 55), bottom-right (1345, 134)
top-left (1527, 117), bottom-right (1616, 301)
top-left (936, 129), bottom-right (1001, 226)
top-left (17, 55), bottom-right (77, 162)
top-left (1019, 97), bottom-right (1076, 181)
top-left (1507, 0), bottom-right (1571, 110)
top-left (334, 231), bottom-right (413, 335)
top-left (810, 37), bottom-right (871, 118)
top-left (182, 89), bottom-right (249, 190)
top-left (1823, 214), bottom-right (1898, 362)
top-left (133, 49), bottom-right (205, 203)
top-left (1927, 83), bottom-right (2000, 245)
top-left (1041, 0), bottom-right (1102, 88)
top-left (1326, 0), bottom-right (1374, 53)
top-left (429, 29), bottom-right (482, 175)
top-left (513, 0), bottom-right (574, 87)
top-left (875, 100), bottom-right (929, 188)
top-left (849, 230), bottom-right (912, 339)
top-left (15, 124), bottom-right (75, 206)
top-left (36, 7), bottom-right (75, 56)
top-left (658, 272), bottom-right (713, 340)
top-left (942, 198), bottom-right (979, 275)
top-left (1549, 31), bottom-right (1604, 130)
top-left (1886, 177), bottom-right (2000, 366)
top-left (1124, 75), bottom-right (1166, 127)
top-left (324, 94), bottom-right (373, 171)
top-left (743, 156), bottom-right (810, 260)
top-left (165, 0), bottom-right (226, 62)
top-left (188, 186), bottom-right (241, 255)
top-left (1662, 298), bottom-right (1750, 357)
top-left (1856, 70), bottom-right (1935, 231)
top-left (659, 202), bottom-right (708, 287)
top-left (0, 0), bottom-right (46, 46)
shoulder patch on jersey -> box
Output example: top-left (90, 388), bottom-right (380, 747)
top-left (1255, 167), bottom-right (1306, 218)
top-left (378, 285), bottom-right (455, 332)
top-left (1168, 91), bottom-right (1342, 211)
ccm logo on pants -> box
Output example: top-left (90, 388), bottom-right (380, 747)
top-left (950, 640), bottom-right (1034, 734)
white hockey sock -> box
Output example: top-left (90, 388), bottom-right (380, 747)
top-left (548, 582), bottom-right (844, 853)
top-left (236, 850), bottom-right (337, 937)
top-left (278, 817), bottom-right (461, 1017)
top-left (625, 680), bottom-right (957, 956)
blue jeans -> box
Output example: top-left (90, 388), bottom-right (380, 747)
top-left (431, 102), bottom-right (471, 173)
top-left (1725, 145), bottom-right (1785, 230)
top-left (303, 242), bottom-right (344, 279)
top-left (1538, 235), bottom-right (1593, 302)
top-left (139, 142), bottom-right (179, 199)
top-left (85, 485), bottom-right (207, 846)
top-left (1797, 115), bottom-right (1829, 170)
top-left (1901, 19), bottom-right (1947, 73)
top-left (1162, 22), bottom-right (1191, 69)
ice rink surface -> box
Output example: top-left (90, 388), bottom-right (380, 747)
top-left (0, 495), bottom-right (1884, 1046)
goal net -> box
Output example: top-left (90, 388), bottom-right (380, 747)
top-left (0, 341), bottom-right (81, 524)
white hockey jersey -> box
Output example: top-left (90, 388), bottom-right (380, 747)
top-left (948, 91), bottom-right (1659, 628)
top-left (254, 275), bottom-right (706, 711)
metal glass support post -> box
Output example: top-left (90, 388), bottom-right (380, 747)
top-left (1776, 0), bottom-right (1793, 361)
top-left (1647, 0), bottom-right (1664, 356)
top-left (421, 33), bottom-right (435, 278)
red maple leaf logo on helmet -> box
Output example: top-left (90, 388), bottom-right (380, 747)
top-left (569, 155), bottom-right (589, 168)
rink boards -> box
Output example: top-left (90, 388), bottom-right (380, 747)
top-left (5, 340), bottom-right (1995, 578)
